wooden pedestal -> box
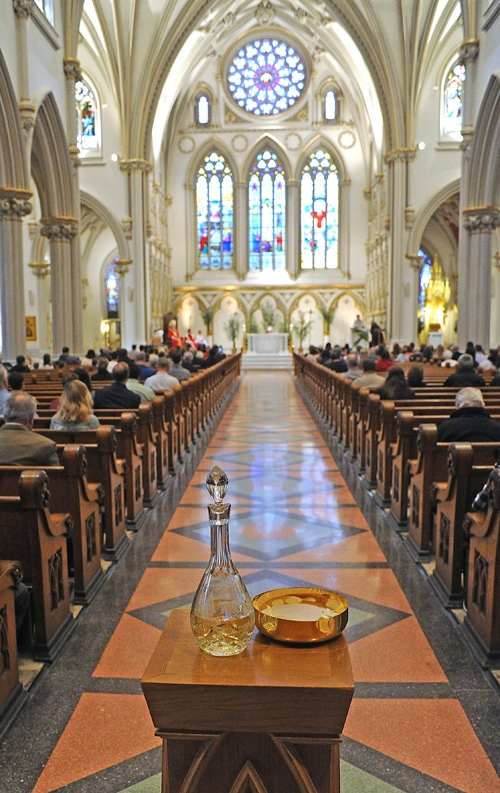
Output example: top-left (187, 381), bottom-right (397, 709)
top-left (141, 610), bottom-right (354, 793)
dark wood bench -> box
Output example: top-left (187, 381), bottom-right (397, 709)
top-left (0, 445), bottom-right (104, 605)
top-left (0, 470), bottom-right (74, 662)
top-left (0, 560), bottom-right (24, 731)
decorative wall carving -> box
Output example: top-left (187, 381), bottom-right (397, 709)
top-left (462, 206), bottom-right (500, 232)
top-left (40, 216), bottom-right (79, 241)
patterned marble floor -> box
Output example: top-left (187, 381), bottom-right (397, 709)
top-left (1, 372), bottom-right (500, 793)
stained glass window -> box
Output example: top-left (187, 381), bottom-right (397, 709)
top-left (324, 90), bottom-right (336, 121)
top-left (418, 249), bottom-right (433, 313)
top-left (300, 149), bottom-right (339, 269)
top-left (249, 150), bottom-right (286, 271)
top-left (196, 152), bottom-right (234, 270)
top-left (75, 78), bottom-right (99, 152)
top-left (106, 263), bottom-right (119, 318)
top-left (227, 38), bottom-right (306, 116)
top-left (196, 95), bottom-right (210, 126)
top-left (443, 61), bottom-right (465, 136)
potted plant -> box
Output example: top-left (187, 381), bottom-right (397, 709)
top-left (260, 299), bottom-right (276, 333)
top-left (201, 306), bottom-right (214, 345)
top-left (320, 306), bottom-right (335, 346)
top-left (292, 311), bottom-right (312, 354)
top-left (224, 313), bottom-right (241, 353)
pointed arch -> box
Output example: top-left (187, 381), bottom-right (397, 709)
top-left (31, 92), bottom-right (74, 217)
top-left (407, 179), bottom-right (461, 255)
top-left (0, 47), bottom-right (30, 190)
top-left (245, 139), bottom-right (288, 272)
top-left (468, 72), bottom-right (500, 207)
top-left (187, 138), bottom-right (239, 186)
top-left (298, 141), bottom-right (342, 271)
top-left (80, 191), bottom-right (131, 263)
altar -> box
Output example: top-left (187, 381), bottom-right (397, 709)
top-left (246, 332), bottom-right (289, 354)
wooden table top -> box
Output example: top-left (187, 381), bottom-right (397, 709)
top-left (141, 610), bottom-right (354, 736)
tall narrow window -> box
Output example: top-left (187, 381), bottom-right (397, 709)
top-left (196, 152), bottom-right (234, 270)
top-left (33, 0), bottom-right (54, 24)
top-left (324, 90), bottom-right (336, 121)
top-left (248, 149), bottom-right (286, 270)
top-left (300, 149), bottom-right (339, 269)
top-left (443, 60), bottom-right (465, 136)
top-left (196, 94), bottom-right (210, 126)
top-left (75, 77), bottom-right (100, 155)
top-left (105, 263), bottom-right (120, 318)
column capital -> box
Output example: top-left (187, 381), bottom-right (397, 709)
top-left (63, 57), bottom-right (83, 82)
top-left (406, 253), bottom-right (423, 271)
top-left (460, 39), bottom-right (480, 63)
top-left (383, 147), bottom-right (417, 164)
top-left (0, 188), bottom-right (32, 219)
top-left (12, 0), bottom-right (33, 19)
top-left (29, 261), bottom-right (51, 279)
top-left (462, 206), bottom-right (500, 232)
top-left (113, 258), bottom-right (132, 278)
top-left (40, 216), bottom-right (79, 241)
top-left (19, 101), bottom-right (36, 135)
top-left (119, 158), bottom-right (153, 174)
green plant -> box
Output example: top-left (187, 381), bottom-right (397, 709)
top-left (224, 313), bottom-right (241, 346)
top-left (352, 327), bottom-right (369, 345)
top-left (292, 310), bottom-right (313, 345)
top-left (260, 299), bottom-right (276, 330)
top-left (201, 306), bottom-right (214, 334)
top-left (320, 306), bottom-right (335, 331)
top-left (248, 314), bottom-right (259, 334)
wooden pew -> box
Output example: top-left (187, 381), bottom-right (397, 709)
top-left (461, 466), bottom-right (500, 666)
top-left (430, 443), bottom-right (500, 608)
top-left (35, 415), bottom-right (145, 529)
top-left (34, 426), bottom-right (127, 561)
top-left (0, 446), bottom-right (104, 605)
top-left (0, 560), bottom-right (24, 729)
top-left (0, 470), bottom-right (74, 662)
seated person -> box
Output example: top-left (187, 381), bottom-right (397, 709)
top-left (376, 366), bottom-right (415, 399)
top-left (0, 365), bottom-right (11, 417)
top-left (437, 387), bottom-right (500, 442)
top-left (375, 347), bottom-right (395, 372)
top-left (324, 349), bottom-right (347, 373)
top-left (169, 351), bottom-right (191, 381)
top-left (93, 363), bottom-right (141, 409)
top-left (8, 371), bottom-right (25, 392)
top-left (0, 393), bottom-right (59, 466)
top-left (126, 362), bottom-right (155, 403)
top-left (10, 355), bottom-right (31, 373)
top-left (342, 353), bottom-right (362, 380)
top-left (40, 353), bottom-right (54, 369)
top-left (443, 354), bottom-right (485, 387)
top-left (50, 380), bottom-right (100, 430)
top-left (355, 358), bottom-right (386, 389)
top-left (91, 356), bottom-right (112, 381)
top-left (407, 363), bottom-right (426, 388)
top-left (144, 358), bottom-right (180, 392)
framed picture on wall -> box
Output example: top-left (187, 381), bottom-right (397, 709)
top-left (26, 316), bottom-right (37, 341)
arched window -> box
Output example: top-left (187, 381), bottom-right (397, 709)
top-left (300, 149), bottom-right (339, 269)
top-left (75, 76), bottom-right (100, 157)
top-left (196, 151), bottom-right (234, 270)
top-left (227, 38), bottom-right (306, 116)
top-left (248, 149), bottom-right (286, 270)
top-left (443, 59), bottom-right (465, 137)
top-left (105, 262), bottom-right (120, 318)
top-left (196, 94), bottom-right (211, 126)
top-left (323, 89), bottom-right (337, 122)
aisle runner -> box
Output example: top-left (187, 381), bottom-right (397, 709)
top-left (33, 373), bottom-right (500, 793)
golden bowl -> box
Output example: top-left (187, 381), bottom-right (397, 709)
top-left (253, 587), bottom-right (348, 644)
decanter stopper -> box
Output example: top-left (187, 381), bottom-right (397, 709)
top-left (190, 466), bottom-right (255, 656)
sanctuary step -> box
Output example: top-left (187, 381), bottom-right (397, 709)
top-left (241, 352), bottom-right (293, 370)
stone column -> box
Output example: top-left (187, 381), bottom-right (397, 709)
top-left (339, 178), bottom-right (351, 278)
top-left (406, 254), bottom-right (423, 343)
top-left (29, 262), bottom-right (51, 351)
top-left (234, 180), bottom-right (248, 280)
top-left (13, 0), bottom-right (37, 140)
top-left (119, 159), bottom-right (152, 344)
top-left (0, 189), bottom-right (32, 358)
top-left (64, 57), bottom-right (84, 354)
top-left (383, 147), bottom-right (417, 341)
top-left (456, 39), bottom-right (479, 349)
top-left (286, 178), bottom-right (300, 279)
top-left (462, 207), bottom-right (500, 350)
top-left (40, 216), bottom-right (78, 353)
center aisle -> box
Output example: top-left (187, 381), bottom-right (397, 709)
top-left (23, 373), bottom-right (500, 792)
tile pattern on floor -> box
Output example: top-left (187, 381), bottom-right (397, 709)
top-left (2, 372), bottom-right (500, 793)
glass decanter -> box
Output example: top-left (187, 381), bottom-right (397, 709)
top-left (190, 466), bottom-right (255, 656)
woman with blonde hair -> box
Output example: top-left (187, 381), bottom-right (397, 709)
top-left (50, 380), bottom-right (100, 430)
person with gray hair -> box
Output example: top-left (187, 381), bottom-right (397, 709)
top-left (144, 357), bottom-right (180, 392)
top-left (437, 387), bottom-right (500, 442)
top-left (443, 353), bottom-right (485, 387)
top-left (342, 353), bottom-right (362, 380)
top-left (0, 392), bottom-right (59, 466)
top-left (0, 365), bottom-right (11, 417)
